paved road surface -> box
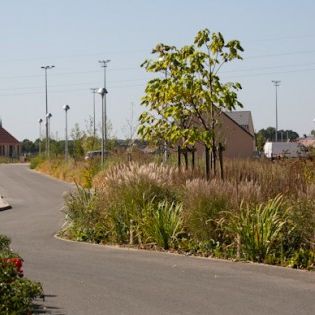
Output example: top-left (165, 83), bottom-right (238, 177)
top-left (0, 164), bottom-right (314, 315)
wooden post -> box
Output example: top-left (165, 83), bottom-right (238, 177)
top-left (205, 145), bottom-right (210, 180)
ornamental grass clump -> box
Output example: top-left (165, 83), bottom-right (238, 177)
top-left (93, 162), bottom-right (180, 245)
top-left (182, 178), bottom-right (262, 251)
top-left (62, 184), bottom-right (108, 243)
top-left (228, 195), bottom-right (294, 263)
top-left (142, 200), bottom-right (184, 250)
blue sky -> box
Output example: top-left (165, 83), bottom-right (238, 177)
top-left (0, 0), bottom-right (315, 140)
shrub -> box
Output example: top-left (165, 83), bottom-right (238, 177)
top-left (29, 155), bottom-right (45, 169)
top-left (0, 234), bottom-right (10, 251)
top-left (288, 248), bottom-right (315, 270)
top-left (0, 234), bottom-right (43, 314)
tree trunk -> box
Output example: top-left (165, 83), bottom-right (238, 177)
top-left (212, 144), bottom-right (217, 177)
top-left (205, 145), bottom-right (210, 180)
top-left (210, 151), bottom-right (213, 170)
top-left (177, 146), bottom-right (181, 171)
top-left (183, 149), bottom-right (188, 170)
top-left (218, 142), bottom-right (224, 180)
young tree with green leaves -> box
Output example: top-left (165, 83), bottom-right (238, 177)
top-left (139, 28), bottom-right (244, 179)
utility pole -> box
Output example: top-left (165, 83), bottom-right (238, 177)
top-left (272, 80), bottom-right (281, 142)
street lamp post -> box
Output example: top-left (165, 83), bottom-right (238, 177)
top-left (97, 88), bottom-right (108, 166)
top-left (38, 118), bottom-right (43, 155)
top-left (41, 65), bottom-right (55, 155)
top-left (272, 80), bottom-right (281, 142)
top-left (98, 60), bottom-right (110, 142)
top-left (46, 113), bottom-right (52, 158)
top-left (63, 105), bottom-right (70, 161)
top-left (90, 88), bottom-right (97, 139)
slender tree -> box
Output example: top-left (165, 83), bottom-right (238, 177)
top-left (139, 29), bottom-right (244, 179)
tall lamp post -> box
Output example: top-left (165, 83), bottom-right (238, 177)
top-left (41, 65), bottom-right (55, 155)
top-left (46, 113), bottom-right (52, 158)
top-left (97, 87), bottom-right (108, 166)
top-left (272, 80), bottom-right (281, 142)
top-left (90, 88), bottom-right (97, 139)
top-left (63, 105), bottom-right (70, 160)
top-left (98, 60), bottom-right (110, 144)
top-left (38, 118), bottom-right (43, 155)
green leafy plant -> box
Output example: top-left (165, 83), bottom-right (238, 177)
top-left (228, 195), bottom-right (294, 262)
top-left (0, 234), bottom-right (43, 314)
top-left (288, 248), bottom-right (315, 270)
top-left (0, 234), bottom-right (10, 251)
top-left (142, 200), bottom-right (183, 250)
top-left (62, 183), bottom-right (108, 243)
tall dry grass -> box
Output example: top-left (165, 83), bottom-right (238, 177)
top-left (57, 157), bottom-right (315, 268)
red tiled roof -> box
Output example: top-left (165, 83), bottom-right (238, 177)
top-left (0, 127), bottom-right (20, 144)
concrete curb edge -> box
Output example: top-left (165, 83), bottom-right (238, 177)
top-left (0, 197), bottom-right (11, 211)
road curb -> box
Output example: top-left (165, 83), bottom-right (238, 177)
top-left (0, 196), bottom-right (11, 211)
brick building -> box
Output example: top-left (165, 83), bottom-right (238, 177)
top-left (0, 120), bottom-right (21, 158)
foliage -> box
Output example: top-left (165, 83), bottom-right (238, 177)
top-left (21, 138), bottom-right (37, 154)
top-left (255, 127), bottom-right (299, 151)
top-left (142, 200), bottom-right (184, 249)
top-left (94, 163), bottom-right (179, 245)
top-left (62, 184), bottom-right (108, 243)
top-left (0, 234), bottom-right (43, 314)
top-left (139, 29), bottom-right (244, 178)
top-left (30, 155), bottom-right (46, 169)
top-left (0, 234), bottom-right (11, 252)
top-left (0, 156), bottom-right (19, 164)
top-left (288, 248), bottom-right (315, 270)
top-left (227, 195), bottom-right (294, 262)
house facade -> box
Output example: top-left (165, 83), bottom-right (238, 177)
top-left (0, 120), bottom-right (21, 158)
top-left (218, 111), bottom-right (255, 158)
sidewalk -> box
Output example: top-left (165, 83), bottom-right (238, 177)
top-left (0, 196), bottom-right (11, 210)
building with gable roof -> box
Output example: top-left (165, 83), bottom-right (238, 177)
top-left (217, 110), bottom-right (255, 158)
top-left (0, 119), bottom-right (21, 158)
top-left (191, 109), bottom-right (256, 159)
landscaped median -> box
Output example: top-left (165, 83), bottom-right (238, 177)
top-left (58, 160), bottom-right (315, 270)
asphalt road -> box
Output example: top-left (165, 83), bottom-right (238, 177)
top-left (0, 164), bottom-right (314, 315)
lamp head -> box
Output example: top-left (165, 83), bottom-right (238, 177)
top-left (46, 113), bottom-right (52, 118)
top-left (38, 118), bottom-right (43, 123)
top-left (63, 104), bottom-right (70, 111)
top-left (97, 87), bottom-right (108, 96)
top-left (98, 59), bottom-right (111, 66)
